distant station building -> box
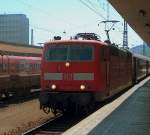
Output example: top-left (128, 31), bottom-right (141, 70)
top-left (0, 14), bottom-right (29, 44)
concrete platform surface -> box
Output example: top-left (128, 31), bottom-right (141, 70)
top-left (63, 77), bottom-right (150, 135)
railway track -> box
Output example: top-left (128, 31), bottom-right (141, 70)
top-left (0, 88), bottom-right (40, 108)
top-left (22, 112), bottom-right (87, 135)
top-left (22, 113), bottom-right (63, 135)
top-left (21, 86), bottom-right (133, 135)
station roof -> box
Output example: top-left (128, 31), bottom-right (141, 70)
top-left (0, 41), bottom-right (42, 56)
top-left (109, 0), bottom-right (150, 47)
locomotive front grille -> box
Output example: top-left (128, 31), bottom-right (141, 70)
top-left (63, 73), bottom-right (73, 80)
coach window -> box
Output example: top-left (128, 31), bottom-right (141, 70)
top-left (3, 64), bottom-right (7, 72)
top-left (3, 64), bottom-right (5, 71)
top-left (16, 64), bottom-right (19, 71)
top-left (34, 64), bottom-right (36, 70)
top-left (0, 64), bottom-right (2, 72)
top-left (19, 64), bottom-right (21, 70)
top-left (36, 64), bottom-right (38, 69)
top-left (39, 64), bottom-right (41, 69)
top-left (19, 64), bottom-right (24, 70)
top-left (35, 64), bottom-right (37, 70)
top-left (29, 64), bottom-right (32, 70)
top-left (38, 64), bottom-right (40, 69)
top-left (31, 64), bottom-right (34, 70)
top-left (25, 64), bottom-right (30, 70)
top-left (33, 64), bottom-right (35, 69)
top-left (32, 64), bottom-right (34, 70)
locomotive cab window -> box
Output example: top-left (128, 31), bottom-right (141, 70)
top-left (45, 44), bottom-right (93, 61)
top-left (45, 45), bottom-right (67, 61)
top-left (69, 45), bottom-right (93, 60)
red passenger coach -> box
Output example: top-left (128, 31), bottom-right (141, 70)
top-left (39, 34), bottom-right (133, 113)
top-left (0, 55), bottom-right (41, 98)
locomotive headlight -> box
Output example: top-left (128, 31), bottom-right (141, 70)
top-left (51, 84), bottom-right (56, 90)
top-left (80, 85), bottom-right (85, 90)
top-left (65, 62), bottom-right (70, 67)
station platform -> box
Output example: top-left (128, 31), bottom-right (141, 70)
top-left (0, 41), bottom-right (42, 57)
top-left (63, 77), bottom-right (150, 135)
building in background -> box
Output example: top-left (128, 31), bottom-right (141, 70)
top-left (0, 14), bottom-right (29, 44)
top-left (130, 43), bottom-right (150, 57)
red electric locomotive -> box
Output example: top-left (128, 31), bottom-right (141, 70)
top-left (39, 33), bottom-right (134, 113)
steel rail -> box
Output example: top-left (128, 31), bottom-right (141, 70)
top-left (22, 113), bottom-right (63, 135)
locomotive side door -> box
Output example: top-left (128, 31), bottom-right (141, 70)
top-left (100, 46), bottom-right (110, 97)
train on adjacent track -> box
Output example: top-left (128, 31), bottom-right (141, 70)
top-left (0, 55), bottom-right (41, 99)
top-left (39, 33), bottom-right (150, 114)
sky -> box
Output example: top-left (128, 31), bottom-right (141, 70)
top-left (0, 0), bottom-right (143, 47)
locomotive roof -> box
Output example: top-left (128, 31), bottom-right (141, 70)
top-left (45, 39), bottom-right (107, 46)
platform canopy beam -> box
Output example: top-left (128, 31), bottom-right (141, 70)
top-left (109, 0), bottom-right (150, 47)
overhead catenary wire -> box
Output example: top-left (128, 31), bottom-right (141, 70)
top-left (16, 0), bottom-right (138, 45)
top-left (85, 0), bottom-right (103, 13)
top-left (16, 0), bottom-right (78, 27)
top-left (30, 24), bottom-right (55, 34)
top-left (79, 0), bottom-right (137, 46)
top-left (78, 0), bottom-right (107, 20)
top-left (17, 0), bottom-right (103, 33)
top-left (19, 0), bottom-right (107, 34)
